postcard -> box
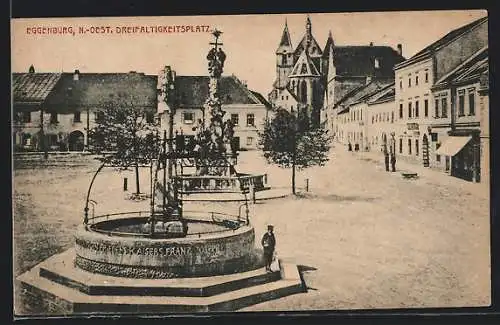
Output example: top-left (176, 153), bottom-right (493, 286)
top-left (11, 10), bottom-right (490, 316)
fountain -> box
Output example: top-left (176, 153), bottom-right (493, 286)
top-left (16, 30), bottom-right (303, 315)
top-left (158, 30), bottom-right (270, 200)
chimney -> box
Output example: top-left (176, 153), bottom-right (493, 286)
top-left (73, 69), bottom-right (80, 81)
top-left (29, 65), bottom-right (35, 73)
top-left (397, 44), bottom-right (403, 56)
top-left (369, 42), bottom-right (374, 46)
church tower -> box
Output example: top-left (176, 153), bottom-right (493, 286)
top-left (274, 19), bottom-right (294, 90)
top-left (288, 31), bottom-right (322, 128)
top-left (322, 31), bottom-right (336, 109)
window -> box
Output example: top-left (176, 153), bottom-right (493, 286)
top-left (22, 112), bottom-right (31, 123)
top-left (231, 113), bottom-right (239, 125)
top-left (281, 55), bottom-right (286, 65)
top-left (183, 112), bottom-right (194, 124)
top-left (372, 116), bottom-right (374, 124)
top-left (436, 143), bottom-right (441, 162)
top-left (408, 139), bottom-right (412, 155)
top-left (74, 111), bottom-right (81, 123)
top-left (400, 80), bottom-right (403, 89)
top-left (415, 75), bottom-right (419, 86)
top-left (399, 138), bottom-right (403, 153)
top-left (408, 102), bottom-right (412, 118)
top-left (424, 99), bottom-right (429, 117)
top-left (469, 91), bottom-right (476, 116)
top-left (146, 112), bottom-right (155, 123)
top-left (435, 99), bottom-right (439, 118)
top-left (425, 72), bottom-right (429, 83)
top-left (415, 139), bottom-right (419, 156)
top-left (399, 103), bottom-right (403, 119)
top-left (458, 91), bottom-right (465, 116)
top-left (441, 97), bottom-right (448, 118)
top-left (281, 96), bottom-right (284, 100)
top-left (415, 101), bottom-right (419, 118)
top-left (247, 113), bottom-right (255, 126)
top-left (374, 58), bottom-right (380, 69)
top-left (391, 111), bottom-right (394, 123)
top-left (22, 133), bottom-right (31, 146)
top-left (408, 78), bottom-right (412, 87)
top-left (286, 96), bottom-right (289, 100)
top-left (247, 137), bottom-right (253, 146)
top-left (360, 110), bottom-right (363, 121)
top-left (50, 112), bottom-right (58, 124)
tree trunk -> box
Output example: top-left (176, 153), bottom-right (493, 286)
top-left (135, 161), bottom-right (141, 194)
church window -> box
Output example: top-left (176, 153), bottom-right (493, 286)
top-left (281, 55), bottom-right (287, 65)
top-left (374, 58), bottom-right (380, 69)
top-left (301, 64), bottom-right (308, 74)
top-left (300, 80), bottom-right (307, 103)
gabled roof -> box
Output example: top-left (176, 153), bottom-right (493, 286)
top-left (44, 72), bottom-right (158, 112)
top-left (289, 50), bottom-right (321, 77)
top-left (12, 73), bottom-right (62, 106)
top-left (294, 35), bottom-right (323, 58)
top-left (276, 21), bottom-right (293, 54)
top-left (432, 47), bottom-right (488, 88)
top-left (174, 75), bottom-right (265, 107)
top-left (250, 90), bottom-right (272, 108)
top-left (396, 16), bottom-right (488, 69)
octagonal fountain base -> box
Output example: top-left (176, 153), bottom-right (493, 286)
top-left (16, 214), bottom-right (304, 315)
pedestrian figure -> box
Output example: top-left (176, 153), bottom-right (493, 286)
top-left (261, 225), bottom-right (276, 273)
top-left (391, 154), bottom-right (396, 172)
top-left (348, 142), bottom-right (352, 152)
top-left (384, 153), bottom-right (390, 171)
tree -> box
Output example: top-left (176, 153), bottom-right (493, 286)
top-left (258, 107), bottom-right (332, 195)
top-left (88, 94), bottom-right (160, 196)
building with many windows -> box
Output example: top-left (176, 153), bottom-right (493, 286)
top-left (393, 16), bottom-right (488, 174)
top-left (13, 67), bottom-right (157, 152)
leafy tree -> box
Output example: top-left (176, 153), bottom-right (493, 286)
top-left (88, 94), bottom-right (160, 196)
top-left (258, 107), bottom-right (332, 195)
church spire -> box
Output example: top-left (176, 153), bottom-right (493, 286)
top-left (276, 19), bottom-right (293, 53)
top-left (305, 15), bottom-right (312, 48)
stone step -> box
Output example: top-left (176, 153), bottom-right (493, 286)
top-left (17, 254), bottom-right (304, 315)
top-left (37, 249), bottom-right (280, 297)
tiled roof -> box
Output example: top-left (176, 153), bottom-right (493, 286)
top-left (250, 90), bottom-right (272, 108)
top-left (174, 75), bottom-right (264, 107)
top-left (398, 16), bottom-right (488, 68)
top-left (367, 83), bottom-right (396, 105)
top-left (335, 79), bottom-right (394, 110)
top-left (433, 47), bottom-right (488, 88)
top-left (44, 72), bottom-right (158, 112)
top-left (12, 73), bottom-right (62, 104)
top-left (332, 46), bottom-right (405, 77)
top-left (413, 16), bottom-right (487, 58)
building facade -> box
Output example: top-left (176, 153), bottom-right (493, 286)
top-left (393, 16), bottom-right (488, 178)
top-left (13, 68), bottom-right (158, 152)
top-left (268, 16), bottom-right (405, 129)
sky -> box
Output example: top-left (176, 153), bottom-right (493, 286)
top-left (11, 10), bottom-right (487, 96)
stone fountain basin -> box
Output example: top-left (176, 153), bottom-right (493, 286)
top-left (74, 217), bottom-right (260, 279)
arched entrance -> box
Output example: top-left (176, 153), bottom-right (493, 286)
top-left (422, 134), bottom-right (430, 167)
top-left (68, 130), bottom-right (85, 151)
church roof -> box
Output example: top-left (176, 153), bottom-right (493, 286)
top-left (294, 34), bottom-right (323, 58)
top-left (276, 21), bottom-right (293, 54)
top-left (289, 49), bottom-right (321, 78)
top-left (336, 79), bottom-right (394, 111)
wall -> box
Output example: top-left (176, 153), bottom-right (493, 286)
top-left (435, 20), bottom-right (488, 80)
top-left (367, 99), bottom-right (398, 154)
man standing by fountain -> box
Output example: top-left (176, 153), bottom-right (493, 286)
top-left (261, 225), bottom-right (276, 273)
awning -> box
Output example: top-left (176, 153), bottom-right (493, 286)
top-left (435, 136), bottom-right (472, 156)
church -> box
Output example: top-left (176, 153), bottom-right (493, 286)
top-left (268, 15), bottom-right (406, 128)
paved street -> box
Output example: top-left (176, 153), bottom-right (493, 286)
top-left (13, 144), bottom-right (490, 312)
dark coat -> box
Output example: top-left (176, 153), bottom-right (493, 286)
top-left (261, 232), bottom-right (276, 252)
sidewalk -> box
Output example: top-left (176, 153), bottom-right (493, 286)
top-left (343, 147), bottom-right (488, 198)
